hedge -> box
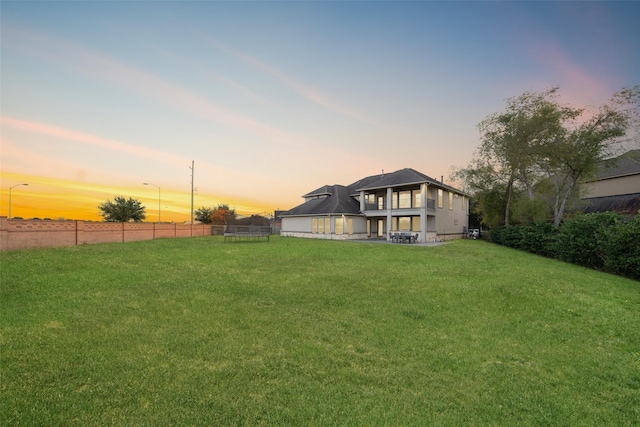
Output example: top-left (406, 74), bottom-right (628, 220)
top-left (487, 213), bottom-right (639, 281)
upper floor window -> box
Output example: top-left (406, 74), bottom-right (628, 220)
top-left (438, 189), bottom-right (443, 208)
top-left (449, 192), bottom-right (454, 210)
top-left (391, 190), bottom-right (418, 209)
top-left (412, 190), bottom-right (421, 208)
top-left (399, 191), bottom-right (411, 209)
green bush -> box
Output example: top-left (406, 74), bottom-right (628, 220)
top-left (555, 212), bottom-right (620, 270)
top-left (599, 215), bottom-right (640, 280)
top-left (488, 222), bottom-right (558, 258)
top-left (488, 213), bottom-right (638, 280)
top-left (520, 222), bottom-right (558, 258)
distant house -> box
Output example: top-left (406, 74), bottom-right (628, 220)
top-left (581, 149), bottom-right (640, 216)
top-left (280, 168), bottom-right (469, 242)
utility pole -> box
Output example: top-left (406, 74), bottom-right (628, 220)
top-left (190, 161), bottom-right (195, 225)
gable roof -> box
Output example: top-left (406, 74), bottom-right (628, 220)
top-left (283, 185), bottom-right (361, 216)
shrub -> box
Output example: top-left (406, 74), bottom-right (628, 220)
top-left (555, 212), bottom-right (620, 270)
top-left (519, 222), bottom-right (558, 258)
top-left (488, 213), bottom-right (638, 280)
top-left (488, 223), bottom-right (558, 258)
top-left (599, 215), bottom-right (640, 280)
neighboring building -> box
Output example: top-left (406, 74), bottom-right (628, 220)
top-left (280, 168), bottom-right (469, 242)
top-left (581, 149), bottom-right (640, 216)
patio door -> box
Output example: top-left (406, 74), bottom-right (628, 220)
top-left (377, 219), bottom-right (385, 238)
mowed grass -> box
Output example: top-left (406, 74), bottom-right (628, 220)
top-left (1, 236), bottom-right (638, 426)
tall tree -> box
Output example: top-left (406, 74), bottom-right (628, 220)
top-left (456, 85), bottom-right (639, 226)
top-left (538, 87), bottom-right (640, 225)
top-left (98, 196), bottom-right (146, 222)
top-left (476, 87), bottom-right (576, 225)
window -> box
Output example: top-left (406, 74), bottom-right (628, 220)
top-left (335, 217), bottom-right (344, 235)
top-left (393, 216), bottom-right (421, 231)
top-left (412, 190), bottom-right (421, 208)
top-left (312, 218), bottom-right (317, 233)
top-left (438, 189), bottom-right (443, 208)
top-left (318, 218), bottom-right (324, 233)
top-left (348, 218), bottom-right (353, 235)
top-left (392, 192), bottom-right (398, 209)
top-left (399, 191), bottom-right (411, 209)
top-left (378, 196), bottom-right (385, 210)
top-left (399, 217), bottom-right (411, 231)
top-left (449, 192), bottom-right (454, 210)
top-left (325, 218), bottom-right (330, 234)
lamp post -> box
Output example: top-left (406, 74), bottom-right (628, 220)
top-left (143, 183), bottom-right (161, 222)
top-left (8, 183), bottom-right (29, 219)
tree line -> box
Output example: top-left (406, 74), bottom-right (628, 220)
top-left (97, 199), bottom-right (269, 226)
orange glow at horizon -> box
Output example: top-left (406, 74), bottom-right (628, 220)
top-left (1, 172), bottom-right (277, 222)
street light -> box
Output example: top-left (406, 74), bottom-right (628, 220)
top-left (9, 183), bottom-right (29, 219)
top-left (143, 183), bottom-right (161, 222)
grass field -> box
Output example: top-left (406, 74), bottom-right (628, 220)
top-left (1, 236), bottom-right (638, 426)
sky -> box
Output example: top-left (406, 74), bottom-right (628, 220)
top-left (1, 1), bottom-right (639, 222)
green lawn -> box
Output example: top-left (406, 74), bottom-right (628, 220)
top-left (1, 236), bottom-right (638, 426)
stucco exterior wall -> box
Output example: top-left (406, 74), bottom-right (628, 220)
top-left (281, 216), bottom-right (312, 233)
top-left (281, 216), bottom-right (367, 239)
top-left (434, 193), bottom-right (468, 237)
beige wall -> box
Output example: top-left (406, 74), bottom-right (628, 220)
top-left (581, 174), bottom-right (640, 199)
top-left (434, 192), bottom-right (468, 237)
top-left (0, 217), bottom-right (211, 251)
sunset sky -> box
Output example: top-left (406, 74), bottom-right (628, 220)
top-left (1, 1), bottom-right (638, 222)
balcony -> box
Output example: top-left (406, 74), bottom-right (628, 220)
top-left (364, 199), bottom-right (436, 212)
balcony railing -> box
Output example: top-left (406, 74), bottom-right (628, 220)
top-left (364, 199), bottom-right (436, 211)
top-left (365, 203), bottom-right (383, 210)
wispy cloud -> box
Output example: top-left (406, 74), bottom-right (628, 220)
top-left (0, 115), bottom-right (293, 192)
top-left (1, 116), bottom-right (192, 167)
top-left (202, 36), bottom-right (395, 132)
top-left (526, 37), bottom-right (614, 107)
top-left (1, 23), bottom-right (331, 154)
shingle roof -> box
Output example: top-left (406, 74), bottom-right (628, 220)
top-left (353, 168), bottom-right (465, 195)
top-left (583, 193), bottom-right (640, 215)
top-left (282, 185), bottom-right (361, 216)
top-left (302, 185), bottom-right (334, 198)
top-left (284, 167), bottom-right (467, 217)
top-left (593, 149), bottom-right (640, 180)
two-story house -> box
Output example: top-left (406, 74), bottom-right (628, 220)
top-left (280, 168), bottom-right (469, 242)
